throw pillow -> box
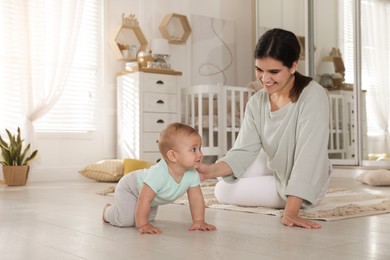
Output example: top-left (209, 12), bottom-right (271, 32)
top-left (356, 170), bottom-right (390, 186)
top-left (79, 159), bottom-right (123, 182)
top-left (123, 158), bottom-right (154, 175)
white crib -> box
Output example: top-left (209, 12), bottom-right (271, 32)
top-left (327, 88), bottom-right (366, 160)
top-left (182, 84), bottom-right (254, 161)
top-left (182, 85), bottom-right (361, 162)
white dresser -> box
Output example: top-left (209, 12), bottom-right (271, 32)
top-left (117, 70), bottom-right (182, 163)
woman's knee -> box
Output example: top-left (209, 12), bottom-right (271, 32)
top-left (214, 180), bottom-right (230, 204)
top-left (214, 177), bottom-right (285, 208)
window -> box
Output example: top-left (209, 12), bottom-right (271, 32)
top-left (341, 0), bottom-right (390, 138)
top-left (339, 0), bottom-right (354, 85)
top-left (0, 0), bottom-right (101, 133)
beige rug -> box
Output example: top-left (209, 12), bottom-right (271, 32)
top-left (174, 182), bottom-right (390, 221)
top-left (98, 181), bottom-right (390, 221)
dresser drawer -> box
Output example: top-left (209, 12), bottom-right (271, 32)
top-left (143, 113), bottom-right (178, 132)
top-left (143, 92), bottom-right (177, 113)
top-left (142, 74), bottom-right (177, 93)
top-left (143, 133), bottom-right (159, 152)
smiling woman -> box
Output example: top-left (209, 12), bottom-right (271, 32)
top-left (197, 28), bottom-right (331, 229)
top-left (0, 0), bottom-right (102, 133)
top-left (253, 0), bottom-right (377, 166)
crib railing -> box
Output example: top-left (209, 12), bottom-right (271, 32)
top-left (223, 86), bottom-right (253, 155)
top-left (183, 86), bottom-right (359, 161)
top-left (182, 84), bottom-right (254, 158)
top-left (328, 92), bottom-right (355, 159)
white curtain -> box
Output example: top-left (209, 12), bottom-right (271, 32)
top-left (0, 0), bottom-right (85, 138)
top-left (361, 0), bottom-right (390, 152)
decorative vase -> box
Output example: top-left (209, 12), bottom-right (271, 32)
top-left (2, 165), bottom-right (29, 186)
top-left (137, 50), bottom-right (153, 67)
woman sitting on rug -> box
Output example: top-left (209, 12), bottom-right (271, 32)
top-left (197, 28), bottom-right (332, 229)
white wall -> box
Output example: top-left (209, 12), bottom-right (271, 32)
top-left (256, 0), bottom-right (305, 35)
top-left (189, 0), bottom-right (254, 86)
top-left (30, 0), bottom-right (254, 181)
top-left (256, 0), bottom-right (306, 73)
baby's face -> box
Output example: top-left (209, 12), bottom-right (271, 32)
top-left (175, 134), bottom-right (203, 169)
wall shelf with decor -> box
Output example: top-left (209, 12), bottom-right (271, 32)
top-left (159, 13), bottom-right (192, 44)
top-left (117, 67), bottom-right (182, 77)
top-left (109, 14), bottom-right (148, 61)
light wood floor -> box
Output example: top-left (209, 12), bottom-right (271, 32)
top-left (1, 168), bottom-right (390, 260)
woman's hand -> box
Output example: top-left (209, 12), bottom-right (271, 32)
top-left (282, 195), bottom-right (321, 229)
top-left (197, 161), bottom-right (232, 181)
top-left (196, 163), bottom-right (212, 181)
top-left (281, 214), bottom-right (321, 229)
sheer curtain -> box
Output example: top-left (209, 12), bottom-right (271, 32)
top-left (361, 0), bottom-right (390, 153)
top-left (25, 1), bottom-right (85, 128)
top-left (0, 0), bottom-right (89, 138)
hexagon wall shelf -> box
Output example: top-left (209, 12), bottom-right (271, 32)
top-left (109, 14), bottom-right (148, 61)
top-left (159, 13), bottom-right (192, 44)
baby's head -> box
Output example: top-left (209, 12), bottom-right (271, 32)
top-left (158, 123), bottom-right (201, 161)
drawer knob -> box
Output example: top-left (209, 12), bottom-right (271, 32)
top-left (156, 99), bottom-right (165, 104)
top-left (157, 119), bottom-right (165, 124)
top-left (156, 80), bottom-right (164, 85)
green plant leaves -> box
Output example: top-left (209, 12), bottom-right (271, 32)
top-left (0, 127), bottom-right (38, 166)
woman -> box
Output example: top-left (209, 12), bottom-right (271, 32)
top-left (198, 28), bottom-right (331, 229)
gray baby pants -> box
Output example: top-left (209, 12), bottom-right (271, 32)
top-left (105, 169), bottom-right (158, 227)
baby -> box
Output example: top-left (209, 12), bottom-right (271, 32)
top-left (103, 122), bottom-right (216, 234)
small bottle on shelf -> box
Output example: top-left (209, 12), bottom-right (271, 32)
top-left (130, 44), bottom-right (137, 59)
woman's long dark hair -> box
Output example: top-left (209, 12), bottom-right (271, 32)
top-left (254, 28), bottom-right (312, 102)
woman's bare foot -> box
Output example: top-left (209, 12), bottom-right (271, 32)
top-left (102, 203), bottom-right (111, 223)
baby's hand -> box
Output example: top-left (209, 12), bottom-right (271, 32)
top-left (137, 223), bottom-right (162, 235)
top-left (188, 221), bottom-right (216, 232)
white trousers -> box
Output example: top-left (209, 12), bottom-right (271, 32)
top-left (214, 150), bottom-right (331, 208)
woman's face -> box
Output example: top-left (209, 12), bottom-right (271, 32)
top-left (255, 57), bottom-right (298, 95)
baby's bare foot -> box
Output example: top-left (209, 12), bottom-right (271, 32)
top-left (102, 203), bottom-right (111, 223)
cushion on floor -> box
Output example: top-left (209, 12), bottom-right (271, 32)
top-left (356, 170), bottom-right (390, 186)
top-left (123, 158), bottom-right (154, 175)
top-left (79, 159), bottom-right (124, 182)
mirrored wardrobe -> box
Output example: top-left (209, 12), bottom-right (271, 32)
top-left (254, 0), bottom-right (390, 166)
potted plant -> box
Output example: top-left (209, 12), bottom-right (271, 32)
top-left (0, 127), bottom-right (38, 186)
